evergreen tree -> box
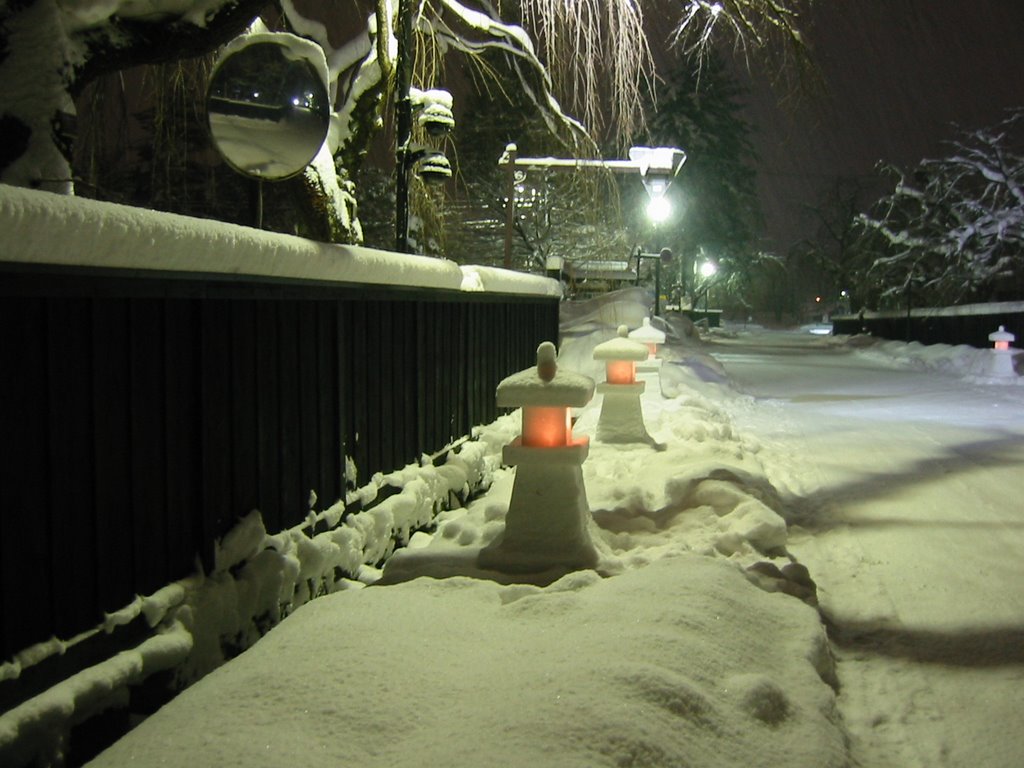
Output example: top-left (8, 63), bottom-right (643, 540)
top-left (635, 54), bottom-right (763, 308)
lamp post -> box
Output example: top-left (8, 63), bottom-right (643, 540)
top-left (699, 260), bottom-right (717, 324)
top-left (498, 144), bottom-right (685, 269)
top-left (634, 248), bottom-right (674, 317)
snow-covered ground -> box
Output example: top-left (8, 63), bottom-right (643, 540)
top-left (81, 303), bottom-right (1024, 768)
top-left (712, 327), bottom-right (1024, 768)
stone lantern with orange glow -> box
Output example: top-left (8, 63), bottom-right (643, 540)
top-left (987, 325), bottom-right (1017, 377)
top-left (593, 326), bottom-right (655, 445)
top-left (478, 342), bottom-right (598, 573)
top-left (628, 316), bottom-right (665, 374)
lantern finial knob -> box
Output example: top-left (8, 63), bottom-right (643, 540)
top-left (617, 324), bottom-right (628, 338)
top-left (537, 341), bottom-right (557, 382)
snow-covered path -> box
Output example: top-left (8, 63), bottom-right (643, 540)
top-left (711, 330), bottom-right (1024, 768)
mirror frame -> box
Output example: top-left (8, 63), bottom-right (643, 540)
top-left (206, 32), bottom-right (331, 181)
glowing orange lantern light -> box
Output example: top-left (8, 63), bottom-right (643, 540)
top-left (522, 405), bottom-right (572, 447)
top-left (606, 358), bottom-right (636, 385)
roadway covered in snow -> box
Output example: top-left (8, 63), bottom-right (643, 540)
top-left (711, 329), bottom-right (1024, 767)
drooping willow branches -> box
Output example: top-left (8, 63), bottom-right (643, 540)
top-left (503, 0), bottom-right (814, 148)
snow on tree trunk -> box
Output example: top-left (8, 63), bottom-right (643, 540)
top-left (0, 0), bottom-right (78, 193)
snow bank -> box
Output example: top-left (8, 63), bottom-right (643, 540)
top-left (831, 333), bottom-right (1023, 382)
top-left (88, 557), bottom-right (846, 768)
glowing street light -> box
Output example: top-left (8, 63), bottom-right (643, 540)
top-left (498, 144), bottom-right (686, 268)
top-left (698, 260), bottom-right (718, 324)
top-left (646, 195), bottom-right (671, 223)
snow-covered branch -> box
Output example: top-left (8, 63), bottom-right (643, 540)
top-left (858, 111), bottom-right (1024, 305)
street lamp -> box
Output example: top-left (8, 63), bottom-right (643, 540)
top-left (497, 144), bottom-right (686, 268)
top-left (646, 195), bottom-right (671, 223)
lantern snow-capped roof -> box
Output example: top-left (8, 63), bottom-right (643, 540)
top-left (628, 317), bottom-right (665, 346)
top-left (593, 325), bottom-right (649, 362)
top-left (989, 325), bottom-right (1015, 347)
top-left (497, 342), bottom-right (594, 408)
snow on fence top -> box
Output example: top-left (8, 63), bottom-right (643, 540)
top-left (835, 301), bottom-right (1024, 320)
top-left (459, 264), bottom-right (562, 297)
top-left (0, 185), bottom-right (560, 297)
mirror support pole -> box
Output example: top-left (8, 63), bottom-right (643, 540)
top-left (395, 0), bottom-right (414, 253)
top-left (255, 179), bottom-right (264, 230)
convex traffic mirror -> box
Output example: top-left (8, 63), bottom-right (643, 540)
top-left (207, 33), bottom-right (330, 180)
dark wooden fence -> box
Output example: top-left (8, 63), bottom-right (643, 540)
top-left (0, 264), bottom-right (558, 660)
top-left (832, 304), bottom-right (1024, 348)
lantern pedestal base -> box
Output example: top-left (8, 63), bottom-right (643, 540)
top-left (636, 358), bottom-right (661, 374)
top-left (477, 443), bottom-right (598, 574)
top-left (987, 350), bottom-right (1017, 378)
top-left (595, 382), bottom-right (655, 445)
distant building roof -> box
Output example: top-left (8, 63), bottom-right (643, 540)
top-left (563, 260), bottom-right (636, 282)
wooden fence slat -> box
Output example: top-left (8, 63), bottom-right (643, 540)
top-left (92, 299), bottom-right (135, 613)
top-left (129, 299), bottom-right (168, 596)
top-left (47, 297), bottom-right (98, 638)
top-left (316, 301), bottom-right (341, 510)
top-left (297, 301), bottom-right (320, 520)
top-left (200, 300), bottom-right (233, 570)
top-left (256, 303), bottom-right (282, 531)
top-left (0, 298), bottom-right (53, 656)
top-left (163, 299), bottom-right (201, 579)
top-left (229, 300), bottom-right (260, 523)
top-left (276, 301), bottom-right (302, 530)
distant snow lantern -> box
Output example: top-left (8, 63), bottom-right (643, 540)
top-left (479, 342), bottom-right (598, 573)
top-left (628, 316), bottom-right (666, 360)
top-left (990, 325), bottom-right (1014, 351)
top-left (593, 327), bottom-right (656, 445)
top-left (987, 325), bottom-right (1017, 377)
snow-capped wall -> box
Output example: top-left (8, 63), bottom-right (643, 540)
top-left (0, 185), bottom-right (560, 298)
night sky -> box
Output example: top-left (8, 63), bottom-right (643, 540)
top-left (736, 0), bottom-right (1024, 254)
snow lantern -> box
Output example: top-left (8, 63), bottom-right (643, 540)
top-left (628, 317), bottom-right (666, 373)
top-left (987, 325), bottom-right (1017, 377)
top-left (593, 326), bottom-right (656, 445)
top-left (478, 342), bottom-right (598, 574)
